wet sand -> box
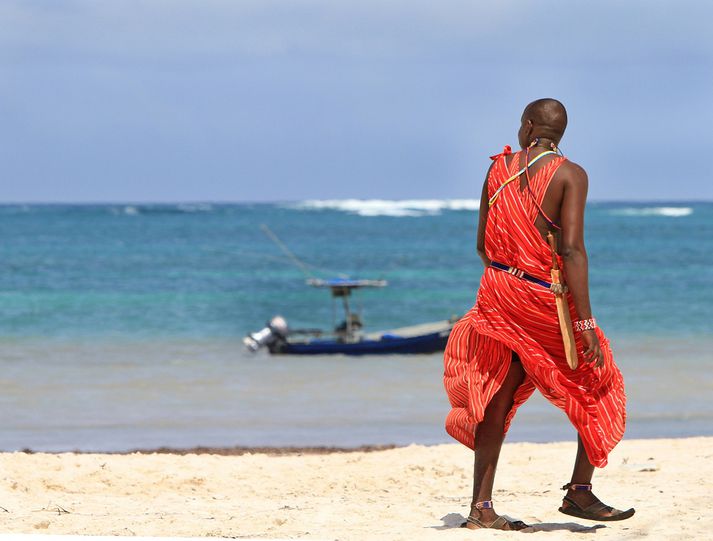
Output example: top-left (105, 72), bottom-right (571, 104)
top-left (1, 437), bottom-right (711, 540)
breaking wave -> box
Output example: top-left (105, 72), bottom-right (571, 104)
top-left (110, 204), bottom-right (215, 216)
top-left (291, 199), bottom-right (480, 217)
top-left (609, 206), bottom-right (693, 218)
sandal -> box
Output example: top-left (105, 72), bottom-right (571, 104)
top-left (558, 483), bottom-right (635, 522)
top-left (460, 500), bottom-right (529, 531)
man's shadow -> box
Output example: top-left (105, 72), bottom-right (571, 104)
top-left (433, 513), bottom-right (607, 533)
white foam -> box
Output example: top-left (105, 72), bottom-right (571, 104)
top-left (123, 205), bottom-right (139, 215)
top-left (610, 206), bottom-right (693, 218)
top-left (292, 199), bottom-right (480, 217)
top-left (177, 203), bottom-right (213, 213)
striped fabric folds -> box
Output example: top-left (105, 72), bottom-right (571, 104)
top-left (443, 151), bottom-right (626, 468)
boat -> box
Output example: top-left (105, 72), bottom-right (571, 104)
top-left (244, 277), bottom-right (457, 355)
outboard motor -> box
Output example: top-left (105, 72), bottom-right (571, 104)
top-left (243, 315), bottom-right (288, 352)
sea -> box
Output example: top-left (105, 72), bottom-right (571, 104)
top-left (1, 200), bottom-right (711, 452)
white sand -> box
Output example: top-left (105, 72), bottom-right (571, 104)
top-left (1, 437), bottom-right (711, 540)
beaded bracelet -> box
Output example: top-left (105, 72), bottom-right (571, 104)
top-left (574, 318), bottom-right (597, 332)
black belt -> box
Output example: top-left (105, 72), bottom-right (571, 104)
top-left (490, 261), bottom-right (555, 290)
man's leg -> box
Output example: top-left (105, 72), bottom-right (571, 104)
top-left (560, 435), bottom-right (635, 520)
top-left (466, 352), bottom-right (525, 527)
top-left (570, 435), bottom-right (595, 485)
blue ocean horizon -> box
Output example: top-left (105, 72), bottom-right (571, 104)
top-left (1, 200), bottom-right (711, 451)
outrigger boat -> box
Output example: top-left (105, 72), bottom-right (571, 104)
top-left (244, 277), bottom-right (456, 355)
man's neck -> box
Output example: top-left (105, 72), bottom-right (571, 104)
top-left (531, 137), bottom-right (557, 151)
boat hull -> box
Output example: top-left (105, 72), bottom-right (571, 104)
top-left (269, 329), bottom-right (451, 355)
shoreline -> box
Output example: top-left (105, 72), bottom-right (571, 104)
top-left (2, 436), bottom-right (711, 539)
top-left (13, 444), bottom-right (400, 456)
top-left (10, 430), bottom-right (713, 456)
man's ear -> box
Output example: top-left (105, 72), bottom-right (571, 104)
top-left (525, 119), bottom-right (534, 140)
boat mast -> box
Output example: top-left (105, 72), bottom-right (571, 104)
top-left (342, 292), bottom-right (353, 341)
top-left (331, 284), bottom-right (354, 342)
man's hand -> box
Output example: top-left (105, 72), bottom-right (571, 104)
top-left (581, 329), bottom-right (604, 367)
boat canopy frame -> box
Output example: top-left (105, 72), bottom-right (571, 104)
top-left (306, 278), bottom-right (387, 341)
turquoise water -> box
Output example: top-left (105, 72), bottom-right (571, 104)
top-left (1, 201), bottom-right (711, 451)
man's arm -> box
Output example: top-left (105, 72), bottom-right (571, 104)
top-left (476, 164), bottom-right (495, 267)
top-left (559, 162), bottom-right (603, 367)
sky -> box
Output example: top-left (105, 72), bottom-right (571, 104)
top-left (1, 1), bottom-right (712, 202)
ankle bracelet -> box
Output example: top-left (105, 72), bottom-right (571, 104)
top-left (561, 483), bottom-right (592, 491)
top-left (474, 500), bottom-right (493, 509)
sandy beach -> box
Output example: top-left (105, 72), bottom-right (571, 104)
top-left (0, 436), bottom-right (710, 540)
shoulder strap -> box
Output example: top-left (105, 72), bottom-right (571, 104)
top-left (525, 157), bottom-right (567, 230)
top-left (488, 150), bottom-right (557, 208)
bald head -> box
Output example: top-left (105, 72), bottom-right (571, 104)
top-left (518, 98), bottom-right (568, 149)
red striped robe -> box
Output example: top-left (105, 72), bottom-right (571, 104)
top-left (443, 150), bottom-right (626, 468)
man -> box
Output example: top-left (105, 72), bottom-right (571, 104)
top-left (443, 99), bottom-right (634, 530)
